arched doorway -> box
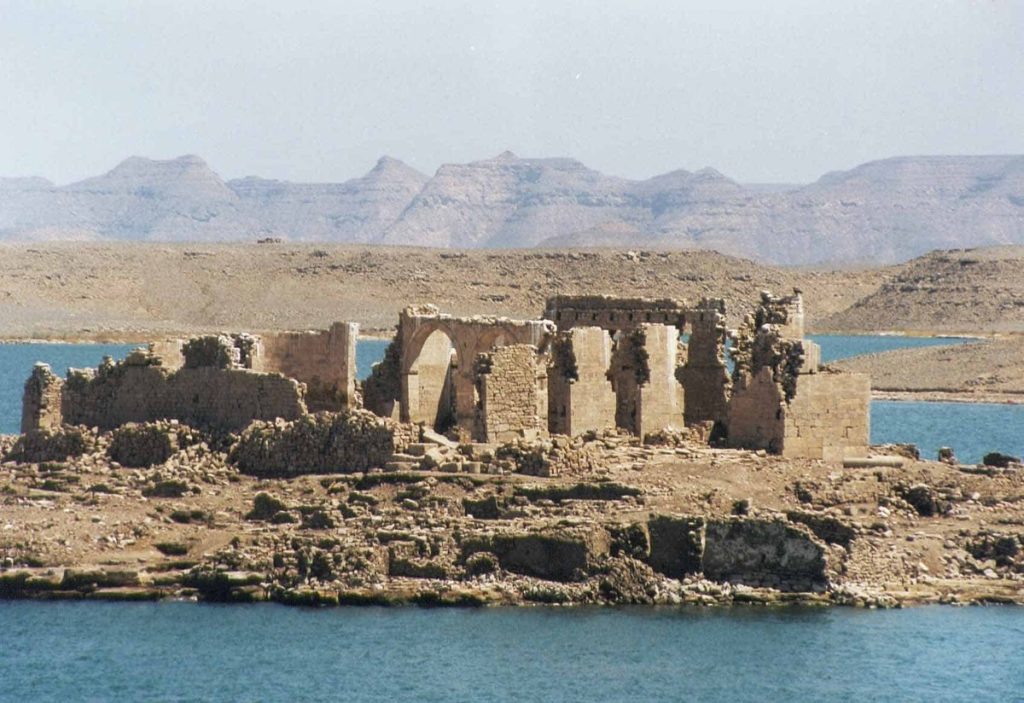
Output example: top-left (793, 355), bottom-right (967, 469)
top-left (406, 328), bottom-right (458, 431)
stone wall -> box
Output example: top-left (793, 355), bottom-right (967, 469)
top-left (475, 344), bottom-right (548, 443)
top-left (548, 327), bottom-right (617, 436)
top-left (727, 315), bottom-right (870, 460)
top-left (781, 370), bottom-right (870, 461)
top-left (544, 295), bottom-right (687, 331)
top-left (254, 322), bottom-right (358, 411)
top-left (634, 324), bottom-right (685, 437)
top-left (229, 410), bottom-right (409, 477)
top-left (644, 514), bottom-right (830, 590)
top-left (20, 364), bottom-right (64, 434)
top-left (393, 305), bottom-right (555, 438)
top-left (726, 367), bottom-right (786, 453)
top-left (21, 353), bottom-right (307, 434)
top-left (679, 300), bottom-right (731, 426)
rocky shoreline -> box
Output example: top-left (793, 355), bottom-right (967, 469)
top-left (2, 420), bottom-right (1022, 609)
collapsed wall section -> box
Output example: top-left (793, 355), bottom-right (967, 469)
top-left (609, 324), bottom-right (685, 437)
top-left (726, 290), bottom-right (869, 460)
top-left (151, 323), bottom-right (358, 412)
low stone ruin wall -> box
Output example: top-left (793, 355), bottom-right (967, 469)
top-left (229, 410), bottom-right (415, 477)
top-left (23, 355), bottom-right (307, 434)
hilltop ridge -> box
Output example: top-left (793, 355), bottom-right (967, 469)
top-left (2, 153), bottom-right (1024, 264)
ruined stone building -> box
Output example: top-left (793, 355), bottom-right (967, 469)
top-left (23, 291), bottom-right (870, 461)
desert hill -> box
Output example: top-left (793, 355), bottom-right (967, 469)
top-left (0, 242), bottom-right (883, 340)
top-left (2, 153), bottom-right (1023, 265)
top-left (819, 246), bottom-right (1024, 333)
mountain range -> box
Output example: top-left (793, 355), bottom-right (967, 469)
top-left (2, 152), bottom-right (1022, 265)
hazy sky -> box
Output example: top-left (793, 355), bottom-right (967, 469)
top-left (1, 0), bottom-right (1022, 184)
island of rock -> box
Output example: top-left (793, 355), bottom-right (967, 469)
top-left (2, 291), bottom-right (1021, 607)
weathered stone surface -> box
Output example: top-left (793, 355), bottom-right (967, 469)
top-left (646, 515), bottom-right (705, 578)
top-left (108, 421), bottom-right (195, 468)
top-left (229, 410), bottom-right (408, 477)
top-left (461, 525), bottom-right (611, 581)
top-left (703, 519), bottom-right (829, 590)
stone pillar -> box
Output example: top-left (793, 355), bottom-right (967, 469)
top-left (21, 363), bottom-right (64, 433)
top-left (548, 327), bottom-right (617, 436)
top-left (635, 324), bottom-right (685, 437)
top-left (680, 301), bottom-right (731, 426)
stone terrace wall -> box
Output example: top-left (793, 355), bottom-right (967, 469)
top-left (548, 327), bottom-right (617, 436)
top-left (253, 322), bottom-right (358, 411)
top-left (475, 344), bottom-right (548, 443)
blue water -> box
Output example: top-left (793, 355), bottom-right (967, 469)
top-left (808, 334), bottom-right (975, 364)
top-left (0, 343), bottom-right (136, 435)
top-left (356, 338), bottom-right (390, 380)
top-left (1, 338), bottom-right (1019, 463)
top-left (873, 400), bottom-right (1022, 464)
top-left (0, 602), bottom-right (1021, 702)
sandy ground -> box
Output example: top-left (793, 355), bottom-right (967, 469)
top-left (834, 336), bottom-right (1024, 402)
top-left (0, 242), bottom-right (883, 340)
top-left (2, 241), bottom-right (1021, 398)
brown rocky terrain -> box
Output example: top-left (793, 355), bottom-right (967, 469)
top-left (834, 337), bottom-right (1024, 402)
top-left (820, 247), bottom-right (1024, 334)
top-left (4, 153), bottom-right (1023, 265)
top-left (0, 242), bottom-right (885, 340)
top-left (2, 422), bottom-right (1022, 608)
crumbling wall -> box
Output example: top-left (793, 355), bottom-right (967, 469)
top-left (679, 300), bottom-right (731, 426)
top-left (703, 519), bottom-right (828, 590)
top-left (547, 327), bottom-right (617, 436)
top-left (609, 325), bottom-right (684, 436)
top-left (229, 410), bottom-right (409, 477)
top-left (254, 322), bottom-right (358, 411)
top-left (635, 324), bottom-right (685, 436)
top-left (363, 338), bottom-right (402, 420)
top-left (394, 305), bottom-right (555, 437)
top-left (49, 352), bottom-right (307, 433)
top-left (727, 296), bottom-right (868, 460)
top-left (475, 344), bottom-right (547, 443)
top-left (21, 363), bottom-right (65, 433)
top-left (643, 514), bottom-right (830, 590)
top-left (543, 295), bottom-right (687, 331)
top-left (751, 289), bottom-right (805, 340)
top-left (726, 367), bottom-right (786, 453)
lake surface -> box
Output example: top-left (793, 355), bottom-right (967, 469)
top-left (0, 336), bottom-right (1018, 463)
top-left (1, 602), bottom-right (1021, 702)
top-left (807, 334), bottom-right (975, 364)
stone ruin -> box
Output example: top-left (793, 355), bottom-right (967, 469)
top-left (21, 291), bottom-right (870, 464)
